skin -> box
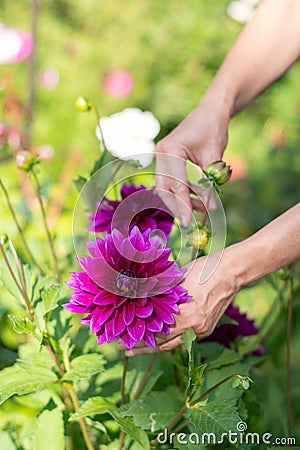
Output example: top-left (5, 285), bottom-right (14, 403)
top-left (119, 0), bottom-right (300, 356)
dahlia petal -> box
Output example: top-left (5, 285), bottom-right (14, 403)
top-left (152, 303), bottom-right (175, 325)
top-left (143, 330), bottom-right (156, 348)
top-left (93, 291), bottom-right (117, 306)
top-left (90, 308), bottom-right (103, 333)
top-left (123, 301), bottom-right (135, 325)
top-left (96, 306), bottom-right (115, 327)
top-left (96, 330), bottom-right (108, 345)
top-left (127, 317), bottom-right (145, 342)
top-left (63, 302), bottom-right (87, 314)
top-left (120, 331), bottom-right (137, 349)
top-left (104, 316), bottom-right (116, 342)
top-left (113, 309), bottom-right (126, 336)
top-left (135, 303), bottom-right (153, 318)
top-left (146, 315), bottom-right (163, 332)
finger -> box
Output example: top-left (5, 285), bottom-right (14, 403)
top-left (156, 151), bottom-right (192, 226)
top-left (125, 345), bottom-right (159, 357)
top-left (189, 182), bottom-right (217, 211)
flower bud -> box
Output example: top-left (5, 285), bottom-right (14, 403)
top-left (0, 234), bottom-right (8, 246)
top-left (276, 267), bottom-right (291, 281)
top-left (206, 160), bottom-right (232, 185)
top-left (187, 228), bottom-right (209, 251)
top-left (15, 150), bottom-right (38, 171)
top-left (75, 96), bottom-right (91, 112)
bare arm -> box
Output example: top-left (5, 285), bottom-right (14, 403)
top-left (212, 0), bottom-right (300, 115)
top-left (123, 202), bottom-right (300, 355)
top-left (156, 0), bottom-right (300, 225)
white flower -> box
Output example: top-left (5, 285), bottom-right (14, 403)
top-left (96, 107), bottom-right (160, 167)
top-left (227, 0), bottom-right (260, 24)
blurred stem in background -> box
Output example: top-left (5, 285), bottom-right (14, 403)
top-left (23, 0), bottom-right (39, 149)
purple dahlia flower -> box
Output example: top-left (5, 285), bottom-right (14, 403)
top-left (87, 183), bottom-right (173, 237)
top-left (64, 226), bottom-right (191, 349)
top-left (203, 305), bottom-right (264, 354)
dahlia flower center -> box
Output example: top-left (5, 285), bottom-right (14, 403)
top-left (116, 270), bottom-right (139, 296)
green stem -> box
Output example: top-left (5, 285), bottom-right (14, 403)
top-left (0, 242), bottom-right (34, 320)
top-left (121, 355), bottom-right (129, 405)
top-left (286, 276), bottom-right (294, 436)
top-left (31, 170), bottom-right (61, 282)
top-left (118, 355), bottom-right (129, 450)
top-left (133, 355), bottom-right (157, 400)
top-left (0, 178), bottom-right (45, 273)
top-left (90, 101), bottom-right (107, 152)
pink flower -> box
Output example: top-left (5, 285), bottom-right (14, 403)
top-left (64, 227), bottom-right (191, 349)
top-left (103, 70), bottom-right (134, 98)
top-left (39, 68), bottom-right (59, 90)
top-left (88, 183), bottom-right (173, 238)
top-left (0, 24), bottom-right (34, 64)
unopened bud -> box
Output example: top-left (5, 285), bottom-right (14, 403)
top-left (187, 228), bottom-right (209, 251)
top-left (206, 160), bottom-right (232, 185)
top-left (0, 234), bottom-right (8, 246)
top-left (15, 150), bottom-right (38, 171)
top-left (276, 267), bottom-right (291, 281)
top-left (75, 96), bottom-right (91, 112)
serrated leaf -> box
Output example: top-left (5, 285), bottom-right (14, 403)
top-left (71, 396), bottom-right (116, 419)
top-left (74, 175), bottom-right (87, 192)
top-left (185, 399), bottom-right (242, 437)
top-left (8, 315), bottom-right (41, 341)
top-left (34, 408), bottom-right (65, 450)
top-left (63, 353), bottom-right (105, 381)
top-left (108, 409), bottom-right (150, 450)
top-left (208, 348), bottom-right (242, 370)
top-left (122, 386), bottom-right (183, 432)
top-left (42, 284), bottom-right (62, 315)
top-left (0, 363), bottom-right (57, 405)
top-left (181, 328), bottom-right (196, 398)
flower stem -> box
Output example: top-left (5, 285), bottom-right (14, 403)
top-left (286, 276), bottom-right (294, 436)
top-left (121, 355), bottom-right (129, 405)
top-left (68, 387), bottom-right (95, 450)
top-left (90, 101), bottom-right (107, 152)
top-left (118, 355), bottom-right (129, 450)
top-left (0, 178), bottom-right (45, 273)
top-left (31, 170), bottom-right (61, 282)
top-left (133, 354), bottom-right (157, 400)
top-left (0, 241), bottom-right (34, 320)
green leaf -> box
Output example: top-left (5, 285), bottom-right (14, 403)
top-left (71, 396), bottom-right (116, 419)
top-left (42, 284), bottom-right (62, 315)
top-left (74, 175), bottom-right (87, 192)
top-left (185, 399), bottom-right (242, 437)
top-left (8, 315), bottom-right (42, 341)
top-left (122, 386), bottom-right (183, 432)
top-left (181, 328), bottom-right (196, 398)
top-left (34, 408), bottom-right (65, 450)
top-left (208, 348), bottom-right (242, 370)
top-left (127, 354), bottom-right (162, 400)
top-left (0, 432), bottom-right (15, 450)
top-left (62, 353), bottom-right (106, 381)
top-left (108, 409), bottom-right (150, 450)
top-left (0, 362), bottom-right (57, 405)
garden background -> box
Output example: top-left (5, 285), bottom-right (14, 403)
top-left (0, 0), bottom-right (300, 449)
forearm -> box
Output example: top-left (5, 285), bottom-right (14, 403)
top-left (205, 0), bottom-right (300, 115)
top-left (228, 203), bottom-right (300, 288)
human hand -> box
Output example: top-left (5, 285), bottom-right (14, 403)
top-left (155, 92), bottom-right (231, 226)
top-left (118, 247), bottom-right (240, 356)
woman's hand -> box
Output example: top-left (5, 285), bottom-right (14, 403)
top-left (120, 248), bottom-right (240, 356)
top-left (155, 92), bottom-right (231, 226)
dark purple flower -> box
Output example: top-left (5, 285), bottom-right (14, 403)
top-left (64, 226), bottom-right (190, 349)
top-left (87, 183), bottom-right (173, 237)
top-left (203, 305), bottom-right (263, 354)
